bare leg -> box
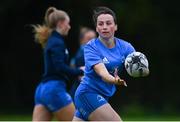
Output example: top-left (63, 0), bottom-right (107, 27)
top-left (88, 103), bottom-right (122, 121)
top-left (54, 102), bottom-right (75, 121)
top-left (32, 104), bottom-right (52, 121)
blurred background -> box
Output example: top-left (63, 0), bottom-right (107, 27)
top-left (0, 0), bottom-right (180, 120)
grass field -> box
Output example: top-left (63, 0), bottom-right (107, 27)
top-left (1, 105), bottom-right (180, 121)
top-left (0, 114), bottom-right (180, 121)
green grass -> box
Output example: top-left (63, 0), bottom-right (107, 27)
top-left (118, 103), bottom-right (180, 121)
top-left (122, 114), bottom-right (180, 121)
top-left (1, 104), bottom-right (180, 121)
top-left (0, 114), bottom-right (31, 121)
top-left (0, 114), bottom-right (180, 121)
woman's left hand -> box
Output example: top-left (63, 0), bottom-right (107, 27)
top-left (114, 68), bottom-right (127, 87)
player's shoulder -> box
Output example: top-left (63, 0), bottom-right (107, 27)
top-left (115, 37), bottom-right (131, 46)
top-left (84, 38), bottom-right (99, 52)
top-left (86, 38), bottom-right (97, 46)
top-left (116, 37), bottom-right (136, 54)
top-left (47, 34), bottom-right (64, 48)
top-left (85, 38), bottom-right (98, 48)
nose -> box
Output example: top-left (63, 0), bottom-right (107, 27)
top-left (102, 24), bottom-right (107, 30)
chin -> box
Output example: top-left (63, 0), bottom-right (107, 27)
top-left (102, 36), bottom-right (112, 40)
top-left (63, 32), bottom-right (69, 36)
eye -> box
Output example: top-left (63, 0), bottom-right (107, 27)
top-left (97, 22), bottom-right (103, 26)
top-left (106, 21), bottom-right (112, 25)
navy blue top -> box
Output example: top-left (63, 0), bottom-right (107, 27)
top-left (41, 30), bottom-right (83, 82)
top-left (71, 45), bottom-right (85, 67)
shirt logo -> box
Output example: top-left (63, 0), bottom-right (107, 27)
top-left (65, 49), bottom-right (69, 55)
top-left (97, 95), bottom-right (105, 102)
top-left (102, 57), bottom-right (109, 64)
top-left (79, 108), bottom-right (86, 116)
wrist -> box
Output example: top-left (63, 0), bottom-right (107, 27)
top-left (114, 77), bottom-right (119, 84)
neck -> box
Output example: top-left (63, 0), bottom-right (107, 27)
top-left (56, 27), bottom-right (63, 35)
top-left (99, 36), bottom-right (115, 48)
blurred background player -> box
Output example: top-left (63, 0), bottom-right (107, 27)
top-left (73, 6), bottom-right (135, 121)
top-left (32, 7), bottom-right (83, 121)
top-left (69, 27), bottom-right (96, 99)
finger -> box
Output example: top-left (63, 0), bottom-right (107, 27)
top-left (123, 81), bottom-right (127, 87)
top-left (118, 79), bottom-right (127, 87)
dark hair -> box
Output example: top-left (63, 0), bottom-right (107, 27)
top-left (93, 6), bottom-right (117, 26)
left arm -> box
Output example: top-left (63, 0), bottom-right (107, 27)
top-left (50, 42), bottom-right (83, 77)
top-left (94, 63), bottom-right (127, 86)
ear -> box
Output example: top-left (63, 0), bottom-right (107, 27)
top-left (115, 25), bottom-right (118, 31)
top-left (96, 26), bottom-right (98, 33)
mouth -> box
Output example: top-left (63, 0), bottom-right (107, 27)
top-left (102, 32), bottom-right (109, 34)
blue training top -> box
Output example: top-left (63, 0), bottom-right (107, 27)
top-left (71, 45), bottom-right (85, 67)
top-left (41, 30), bottom-right (83, 82)
top-left (81, 37), bottom-right (135, 97)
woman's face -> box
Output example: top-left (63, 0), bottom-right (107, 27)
top-left (57, 15), bottom-right (71, 36)
top-left (96, 14), bottom-right (117, 39)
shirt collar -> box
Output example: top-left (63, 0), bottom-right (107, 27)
top-left (51, 30), bottom-right (63, 39)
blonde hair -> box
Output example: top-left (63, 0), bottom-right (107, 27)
top-left (32, 7), bottom-right (68, 48)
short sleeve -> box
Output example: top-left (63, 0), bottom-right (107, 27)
top-left (84, 44), bottom-right (102, 69)
top-left (125, 43), bottom-right (136, 57)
